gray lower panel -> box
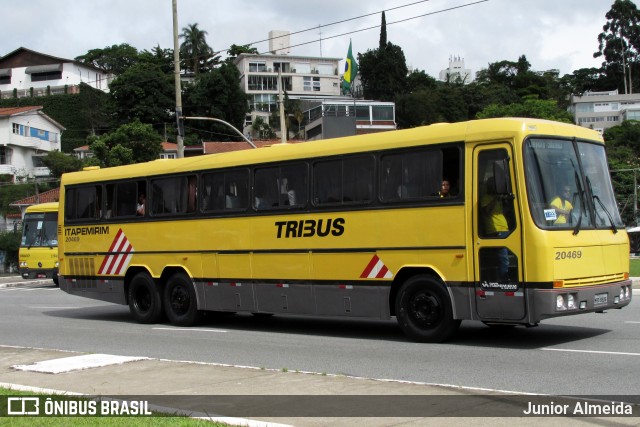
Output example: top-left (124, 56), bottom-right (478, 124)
top-left (59, 276), bottom-right (127, 305)
top-left (201, 281), bottom-right (391, 319)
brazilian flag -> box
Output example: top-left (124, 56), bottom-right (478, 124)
top-left (341, 40), bottom-right (358, 95)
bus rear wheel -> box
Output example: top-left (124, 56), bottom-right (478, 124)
top-left (164, 272), bottom-right (202, 326)
top-left (395, 275), bottom-right (460, 343)
top-left (128, 272), bottom-right (163, 324)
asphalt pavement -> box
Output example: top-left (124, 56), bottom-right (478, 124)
top-left (0, 275), bottom-right (638, 426)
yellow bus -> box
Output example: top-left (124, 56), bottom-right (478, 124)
top-left (57, 118), bottom-right (632, 342)
top-left (19, 202), bottom-right (59, 285)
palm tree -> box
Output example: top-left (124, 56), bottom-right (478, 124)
top-left (180, 23), bottom-right (213, 75)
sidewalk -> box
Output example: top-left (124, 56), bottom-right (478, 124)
top-left (0, 346), bottom-right (638, 426)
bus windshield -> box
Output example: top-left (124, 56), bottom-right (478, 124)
top-left (524, 138), bottom-right (624, 231)
top-left (21, 212), bottom-right (58, 248)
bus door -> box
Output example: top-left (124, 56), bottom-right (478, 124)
top-left (473, 146), bottom-right (525, 321)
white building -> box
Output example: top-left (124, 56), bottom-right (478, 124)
top-left (568, 89), bottom-right (640, 133)
top-left (438, 56), bottom-right (473, 83)
top-left (234, 49), bottom-right (341, 132)
top-left (0, 47), bottom-right (112, 99)
top-left (0, 106), bottom-right (64, 182)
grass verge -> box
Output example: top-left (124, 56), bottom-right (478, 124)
top-left (0, 388), bottom-right (228, 426)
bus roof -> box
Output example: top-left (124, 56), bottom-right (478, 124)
top-left (61, 118), bottom-right (603, 185)
top-left (24, 202), bottom-right (59, 213)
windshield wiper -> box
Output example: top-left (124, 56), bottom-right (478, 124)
top-left (586, 176), bottom-right (617, 234)
top-left (573, 171), bottom-right (586, 236)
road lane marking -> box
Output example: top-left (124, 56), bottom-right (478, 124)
top-left (27, 306), bottom-right (80, 309)
top-left (542, 348), bottom-right (640, 357)
top-left (12, 354), bottom-right (148, 374)
top-left (153, 327), bottom-right (228, 333)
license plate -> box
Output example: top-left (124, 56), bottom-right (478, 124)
top-left (594, 293), bottom-right (608, 305)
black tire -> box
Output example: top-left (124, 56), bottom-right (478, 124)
top-left (164, 272), bottom-right (202, 326)
top-left (128, 272), bottom-right (163, 324)
top-left (395, 275), bottom-right (461, 343)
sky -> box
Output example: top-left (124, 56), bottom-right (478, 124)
top-left (1, 0), bottom-right (632, 79)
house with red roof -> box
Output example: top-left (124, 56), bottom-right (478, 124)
top-left (0, 106), bottom-right (65, 183)
top-left (0, 47), bottom-right (111, 99)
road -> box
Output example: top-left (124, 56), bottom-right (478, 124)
top-left (1, 280), bottom-right (639, 397)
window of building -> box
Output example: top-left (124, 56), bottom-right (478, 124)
top-left (0, 75), bottom-right (10, 85)
top-left (160, 153), bottom-right (177, 159)
top-left (12, 123), bottom-right (20, 135)
top-left (249, 62), bottom-right (267, 72)
top-left (273, 62), bottom-right (291, 73)
top-left (576, 103), bottom-right (594, 113)
top-left (31, 71), bottom-right (62, 82)
top-left (303, 76), bottom-right (321, 91)
top-left (294, 63), bottom-right (311, 74)
top-left (32, 156), bottom-right (46, 168)
top-left (0, 146), bottom-right (11, 164)
top-left (372, 105), bottom-right (394, 121)
top-left (317, 64), bottom-right (334, 75)
top-left (251, 93), bottom-right (276, 112)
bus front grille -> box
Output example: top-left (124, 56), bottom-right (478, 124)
top-left (562, 273), bottom-right (627, 287)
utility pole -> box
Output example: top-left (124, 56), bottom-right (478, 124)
top-left (172, 0), bottom-right (184, 158)
top-left (278, 68), bottom-right (287, 144)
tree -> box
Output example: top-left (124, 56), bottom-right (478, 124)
top-left (226, 44), bottom-right (259, 63)
top-left (604, 120), bottom-right (640, 224)
top-left (406, 70), bottom-right (437, 93)
top-left (251, 116), bottom-right (275, 139)
top-left (108, 62), bottom-right (174, 128)
top-left (180, 23), bottom-right (217, 75)
top-left (379, 11), bottom-right (387, 49)
top-left (182, 63), bottom-right (249, 141)
top-left (89, 120), bottom-right (162, 167)
top-left (475, 97), bottom-right (573, 122)
top-left (358, 13), bottom-right (408, 101)
top-left (595, 0), bottom-right (640, 94)
top-left (139, 45), bottom-right (175, 74)
top-left (0, 229), bottom-right (20, 272)
top-left (75, 43), bottom-right (140, 74)
top-left (559, 67), bottom-right (613, 96)
top-left (41, 151), bottom-right (83, 179)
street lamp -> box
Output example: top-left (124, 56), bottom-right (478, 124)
top-left (181, 116), bottom-right (256, 149)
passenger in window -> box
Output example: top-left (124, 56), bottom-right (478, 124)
top-left (549, 185), bottom-right (573, 225)
top-left (439, 179), bottom-right (452, 198)
top-left (480, 178), bottom-right (508, 237)
top-left (136, 193), bottom-right (146, 216)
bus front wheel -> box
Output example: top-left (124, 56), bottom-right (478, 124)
top-left (164, 272), bottom-right (202, 326)
top-left (395, 275), bottom-right (460, 343)
top-left (128, 272), bottom-right (163, 324)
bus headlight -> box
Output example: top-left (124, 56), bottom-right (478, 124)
top-left (19, 261), bottom-right (28, 268)
top-left (55, 261), bottom-right (59, 268)
top-left (567, 293), bottom-right (577, 309)
top-left (556, 294), bottom-right (566, 311)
